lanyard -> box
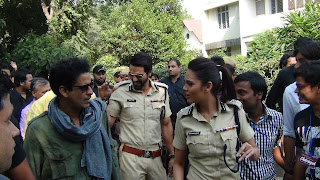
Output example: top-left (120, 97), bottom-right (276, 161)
top-left (250, 121), bottom-right (274, 138)
top-left (307, 109), bottom-right (320, 180)
top-left (308, 110), bottom-right (320, 156)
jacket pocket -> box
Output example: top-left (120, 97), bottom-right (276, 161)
top-left (46, 150), bottom-right (79, 179)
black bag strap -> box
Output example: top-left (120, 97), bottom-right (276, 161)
top-left (234, 106), bottom-right (241, 155)
top-left (234, 106), bottom-right (240, 137)
top-left (223, 105), bottom-right (241, 173)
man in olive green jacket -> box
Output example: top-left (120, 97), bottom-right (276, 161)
top-left (24, 58), bottom-right (121, 180)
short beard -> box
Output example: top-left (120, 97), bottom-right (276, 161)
top-left (133, 78), bottom-right (149, 90)
top-left (95, 79), bottom-right (105, 86)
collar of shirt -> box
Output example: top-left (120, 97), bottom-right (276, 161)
top-left (247, 103), bottom-right (272, 125)
top-left (191, 100), bottom-right (233, 122)
top-left (127, 79), bottom-right (159, 95)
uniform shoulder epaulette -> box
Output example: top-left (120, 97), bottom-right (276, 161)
top-left (177, 104), bottom-right (194, 119)
top-left (154, 82), bottom-right (168, 89)
top-left (114, 80), bottom-right (131, 88)
top-left (226, 99), bottom-right (243, 109)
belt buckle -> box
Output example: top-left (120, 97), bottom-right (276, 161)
top-left (142, 150), bottom-right (152, 158)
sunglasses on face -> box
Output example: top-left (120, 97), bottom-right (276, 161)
top-left (128, 72), bottom-right (146, 79)
top-left (120, 74), bottom-right (128, 78)
top-left (73, 81), bottom-right (94, 92)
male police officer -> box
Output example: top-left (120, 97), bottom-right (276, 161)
top-left (107, 52), bottom-right (174, 179)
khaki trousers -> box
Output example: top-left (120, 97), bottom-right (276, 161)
top-left (119, 149), bottom-right (166, 180)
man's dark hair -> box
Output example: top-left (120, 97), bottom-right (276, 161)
top-left (30, 77), bottom-right (49, 92)
top-left (293, 37), bottom-right (312, 56)
top-left (114, 71), bottom-right (120, 78)
top-left (296, 41), bottom-right (320, 61)
top-left (151, 72), bottom-right (159, 79)
top-left (129, 51), bottom-right (152, 73)
top-left (13, 69), bottom-right (30, 88)
top-left (294, 60), bottom-right (320, 87)
top-left (210, 56), bottom-right (225, 66)
top-left (0, 71), bottom-right (13, 110)
top-left (168, 59), bottom-right (181, 67)
top-left (279, 53), bottom-right (293, 69)
top-left (234, 72), bottom-right (268, 101)
top-left (49, 58), bottom-right (90, 97)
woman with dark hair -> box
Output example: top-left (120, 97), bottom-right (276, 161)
top-left (173, 57), bottom-right (260, 179)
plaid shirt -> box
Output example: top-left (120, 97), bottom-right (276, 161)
top-left (239, 104), bottom-right (283, 180)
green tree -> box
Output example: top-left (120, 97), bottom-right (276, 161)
top-left (97, 0), bottom-right (194, 65)
top-left (0, 0), bottom-right (47, 59)
top-left (8, 33), bottom-right (74, 77)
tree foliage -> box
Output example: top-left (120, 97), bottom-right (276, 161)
top-left (238, 2), bottom-right (320, 85)
top-left (0, 0), bottom-right (47, 58)
top-left (96, 0), bottom-right (192, 65)
top-left (8, 33), bottom-right (75, 77)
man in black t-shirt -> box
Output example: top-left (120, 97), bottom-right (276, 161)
top-left (294, 61), bottom-right (320, 179)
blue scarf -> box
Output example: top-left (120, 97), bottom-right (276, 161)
top-left (48, 97), bottom-right (112, 180)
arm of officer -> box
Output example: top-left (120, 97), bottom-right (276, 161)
top-left (108, 114), bottom-right (117, 127)
top-left (237, 138), bottom-right (260, 162)
top-left (161, 117), bottom-right (174, 154)
top-left (173, 149), bottom-right (187, 180)
top-left (161, 117), bottom-right (174, 176)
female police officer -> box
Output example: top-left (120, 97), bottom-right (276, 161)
top-left (173, 57), bottom-right (260, 179)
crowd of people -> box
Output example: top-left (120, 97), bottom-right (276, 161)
top-left (0, 36), bottom-right (320, 180)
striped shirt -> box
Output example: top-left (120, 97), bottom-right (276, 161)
top-left (240, 104), bottom-right (283, 180)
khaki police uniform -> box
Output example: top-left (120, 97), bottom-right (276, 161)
top-left (173, 100), bottom-right (254, 180)
top-left (107, 80), bottom-right (172, 180)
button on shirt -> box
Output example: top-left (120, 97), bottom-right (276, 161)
top-left (107, 80), bottom-right (172, 147)
top-left (161, 76), bottom-right (188, 117)
top-left (173, 100), bottom-right (254, 180)
top-left (240, 104), bottom-right (283, 180)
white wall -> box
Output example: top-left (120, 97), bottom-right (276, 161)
top-left (203, 2), bottom-right (240, 45)
top-left (239, 0), bottom-right (288, 55)
top-left (183, 28), bottom-right (203, 51)
top-left (183, 0), bottom-right (290, 56)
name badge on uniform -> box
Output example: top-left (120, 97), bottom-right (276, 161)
top-left (151, 99), bottom-right (163, 102)
top-left (127, 99), bottom-right (136, 102)
top-left (188, 131), bottom-right (201, 136)
top-left (299, 153), bottom-right (318, 169)
top-left (215, 125), bottom-right (238, 133)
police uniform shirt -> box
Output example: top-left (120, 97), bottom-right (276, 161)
top-left (107, 80), bottom-right (172, 147)
top-left (173, 100), bottom-right (254, 180)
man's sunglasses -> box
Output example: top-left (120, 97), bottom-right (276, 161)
top-left (128, 73), bottom-right (146, 79)
top-left (73, 81), bottom-right (94, 92)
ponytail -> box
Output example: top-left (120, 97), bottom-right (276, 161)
top-left (217, 65), bottom-right (236, 103)
top-left (188, 57), bottom-right (236, 103)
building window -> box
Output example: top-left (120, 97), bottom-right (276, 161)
top-left (225, 47), bottom-right (232, 56)
top-left (271, 0), bottom-right (283, 14)
top-left (256, 0), bottom-right (265, 15)
top-left (217, 5), bottom-right (229, 29)
top-left (288, 0), bottom-right (318, 10)
top-left (186, 33), bottom-right (190, 39)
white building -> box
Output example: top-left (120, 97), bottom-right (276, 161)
top-left (183, 19), bottom-right (206, 56)
top-left (183, 0), bottom-right (318, 56)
